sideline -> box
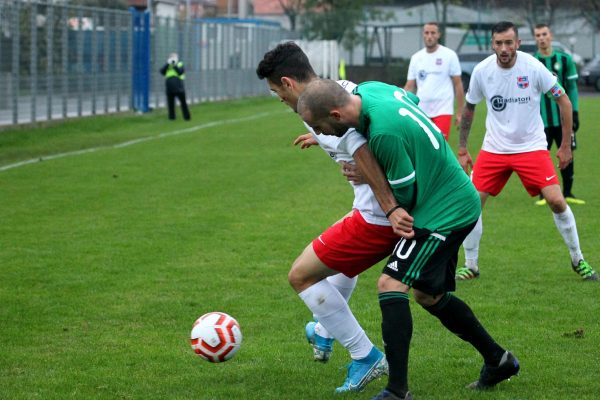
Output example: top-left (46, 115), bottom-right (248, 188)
top-left (0, 110), bottom-right (287, 172)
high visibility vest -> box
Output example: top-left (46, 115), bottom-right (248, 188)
top-left (165, 62), bottom-right (185, 80)
top-left (338, 59), bottom-right (346, 80)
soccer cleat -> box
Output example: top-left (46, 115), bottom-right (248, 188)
top-left (534, 198), bottom-right (547, 206)
top-left (468, 351), bottom-right (520, 390)
top-left (371, 389), bottom-right (413, 400)
top-left (572, 260), bottom-right (599, 281)
top-left (335, 346), bottom-right (388, 393)
top-left (455, 266), bottom-right (480, 280)
top-left (566, 196), bottom-right (586, 205)
top-left (305, 321), bottom-right (334, 362)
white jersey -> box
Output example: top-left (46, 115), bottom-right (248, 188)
top-left (466, 51), bottom-right (557, 154)
top-left (406, 45), bottom-right (461, 117)
top-left (304, 80), bottom-right (389, 226)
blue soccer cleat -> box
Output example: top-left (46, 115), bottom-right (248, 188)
top-left (335, 346), bottom-right (388, 393)
top-left (305, 321), bottom-right (334, 362)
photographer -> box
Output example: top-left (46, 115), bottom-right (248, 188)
top-left (159, 53), bottom-right (191, 120)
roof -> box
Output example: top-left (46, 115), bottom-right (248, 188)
top-left (254, 0), bottom-right (285, 15)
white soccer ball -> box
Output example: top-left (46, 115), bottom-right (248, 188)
top-left (190, 312), bottom-right (242, 362)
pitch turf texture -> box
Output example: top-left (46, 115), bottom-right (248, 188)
top-left (1, 96), bottom-right (598, 400)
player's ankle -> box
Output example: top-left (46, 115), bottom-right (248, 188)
top-left (465, 259), bottom-right (479, 271)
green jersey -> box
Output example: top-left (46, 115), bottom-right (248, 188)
top-left (353, 81), bottom-right (480, 233)
top-left (534, 50), bottom-right (578, 127)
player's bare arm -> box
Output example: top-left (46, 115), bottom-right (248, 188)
top-left (451, 75), bottom-right (465, 127)
top-left (458, 102), bottom-right (476, 174)
top-left (352, 144), bottom-right (414, 238)
top-left (293, 133), bottom-right (318, 149)
top-left (555, 93), bottom-right (574, 170)
top-left (404, 79), bottom-right (417, 94)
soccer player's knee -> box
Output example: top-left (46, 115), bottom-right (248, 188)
top-left (288, 257), bottom-right (317, 292)
top-left (377, 273), bottom-right (406, 292)
top-left (414, 290), bottom-right (444, 308)
top-left (377, 274), bottom-right (389, 292)
top-left (287, 264), bottom-right (305, 291)
top-left (547, 197), bottom-right (567, 213)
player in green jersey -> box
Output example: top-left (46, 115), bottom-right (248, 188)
top-left (297, 79), bottom-right (519, 400)
top-left (534, 23), bottom-right (584, 205)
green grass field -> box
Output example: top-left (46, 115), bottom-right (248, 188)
top-left (1, 96), bottom-right (598, 400)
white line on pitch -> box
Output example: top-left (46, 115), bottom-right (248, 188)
top-left (0, 111), bottom-right (286, 172)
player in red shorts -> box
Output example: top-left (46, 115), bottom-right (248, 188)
top-left (405, 22), bottom-right (465, 141)
top-left (456, 21), bottom-right (597, 281)
top-left (257, 42), bottom-right (402, 393)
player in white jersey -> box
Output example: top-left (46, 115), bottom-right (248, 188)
top-left (405, 22), bottom-right (464, 140)
top-left (299, 111), bottom-right (390, 228)
top-left (257, 42), bottom-right (402, 393)
top-left (456, 21), bottom-right (597, 282)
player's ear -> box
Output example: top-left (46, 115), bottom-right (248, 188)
top-left (280, 77), bottom-right (294, 90)
top-left (330, 110), bottom-right (342, 121)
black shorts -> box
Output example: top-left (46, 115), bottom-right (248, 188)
top-left (382, 222), bottom-right (477, 296)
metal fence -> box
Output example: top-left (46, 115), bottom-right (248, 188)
top-left (0, 0), bottom-right (292, 126)
top-left (151, 17), bottom-right (288, 111)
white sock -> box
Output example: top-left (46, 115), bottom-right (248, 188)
top-left (327, 273), bottom-right (357, 302)
top-left (299, 279), bottom-right (373, 359)
top-left (463, 214), bottom-right (482, 270)
top-left (315, 274), bottom-right (358, 339)
top-left (553, 205), bottom-right (584, 265)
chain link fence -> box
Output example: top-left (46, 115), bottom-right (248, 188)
top-left (0, 0), bottom-right (293, 126)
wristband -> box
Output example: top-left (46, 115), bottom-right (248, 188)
top-left (385, 205), bottom-right (402, 218)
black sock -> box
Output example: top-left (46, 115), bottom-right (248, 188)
top-left (379, 291), bottom-right (411, 397)
top-left (424, 293), bottom-right (504, 365)
top-left (561, 160), bottom-right (574, 197)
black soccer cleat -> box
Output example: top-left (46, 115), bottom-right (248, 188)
top-left (370, 389), bottom-right (413, 400)
top-left (468, 351), bottom-right (520, 390)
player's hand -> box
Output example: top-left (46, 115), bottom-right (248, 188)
top-left (340, 161), bottom-right (365, 184)
top-left (557, 145), bottom-right (573, 170)
top-left (454, 113), bottom-right (462, 127)
top-left (293, 133), bottom-right (318, 149)
top-left (387, 207), bottom-right (415, 239)
top-left (457, 147), bottom-right (473, 175)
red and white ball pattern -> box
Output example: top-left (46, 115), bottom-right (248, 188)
top-left (190, 312), bottom-right (242, 362)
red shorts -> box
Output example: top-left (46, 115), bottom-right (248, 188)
top-left (472, 150), bottom-right (560, 196)
top-left (312, 210), bottom-right (399, 278)
top-left (430, 115), bottom-right (452, 140)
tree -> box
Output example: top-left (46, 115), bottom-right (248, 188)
top-left (515, 0), bottom-right (559, 34)
top-left (278, 0), bottom-right (305, 31)
top-left (300, 0), bottom-right (455, 52)
top-left (385, 0), bottom-right (465, 45)
top-left (482, 0), bottom-right (565, 34)
top-left (300, 0), bottom-right (392, 50)
top-left (429, 0), bottom-right (463, 45)
top-left (577, 0), bottom-right (600, 32)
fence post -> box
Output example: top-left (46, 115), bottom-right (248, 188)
top-left (130, 7), bottom-right (150, 113)
top-left (11, 1), bottom-right (20, 124)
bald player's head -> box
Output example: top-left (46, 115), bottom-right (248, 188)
top-left (297, 79), bottom-right (354, 137)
